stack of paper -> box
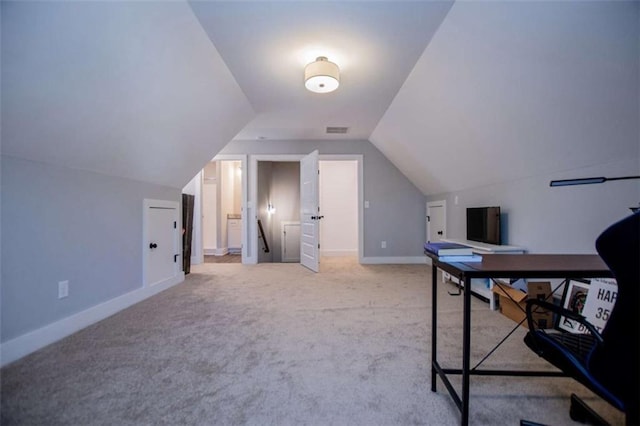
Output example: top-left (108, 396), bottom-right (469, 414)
top-left (423, 242), bottom-right (482, 262)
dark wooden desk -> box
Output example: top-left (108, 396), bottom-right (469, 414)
top-left (427, 253), bottom-right (613, 426)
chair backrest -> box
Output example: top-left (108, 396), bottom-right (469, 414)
top-left (590, 212), bottom-right (639, 407)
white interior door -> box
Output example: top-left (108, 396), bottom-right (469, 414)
top-left (145, 201), bottom-right (179, 286)
top-left (426, 200), bottom-right (446, 243)
top-left (319, 160), bottom-right (358, 257)
top-left (300, 150), bottom-right (320, 272)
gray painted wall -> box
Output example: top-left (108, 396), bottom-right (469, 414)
top-left (1, 156), bottom-right (179, 342)
top-left (220, 139), bottom-right (425, 258)
top-left (1, 1), bottom-right (254, 189)
top-left (415, 2), bottom-right (639, 254)
top-left (0, 0), bottom-right (253, 356)
top-left (427, 158), bottom-right (639, 255)
top-left (372, 1), bottom-right (638, 198)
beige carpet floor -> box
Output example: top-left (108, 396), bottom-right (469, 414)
top-left (0, 258), bottom-right (623, 425)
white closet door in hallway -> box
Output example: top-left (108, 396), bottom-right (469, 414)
top-left (319, 160), bottom-right (358, 257)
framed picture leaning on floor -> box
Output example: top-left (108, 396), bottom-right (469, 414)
top-left (558, 279), bottom-right (590, 334)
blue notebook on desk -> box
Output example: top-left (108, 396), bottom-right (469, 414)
top-left (424, 242), bottom-right (473, 256)
top-left (437, 254), bottom-right (483, 263)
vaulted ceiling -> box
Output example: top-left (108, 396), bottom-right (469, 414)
top-left (2, 1), bottom-right (637, 196)
top-left (189, 1), bottom-right (453, 141)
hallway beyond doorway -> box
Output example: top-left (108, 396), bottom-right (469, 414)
top-left (204, 254), bottom-right (241, 264)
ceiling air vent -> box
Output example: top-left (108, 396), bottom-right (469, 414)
top-left (326, 126), bottom-right (348, 134)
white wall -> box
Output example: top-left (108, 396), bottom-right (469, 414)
top-left (202, 162), bottom-right (217, 253)
top-left (320, 161), bottom-right (358, 256)
top-left (202, 183), bottom-right (217, 253)
top-left (232, 162), bottom-right (242, 215)
top-left (217, 161), bottom-right (240, 252)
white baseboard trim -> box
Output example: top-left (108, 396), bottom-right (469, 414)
top-left (204, 247), bottom-right (228, 256)
top-left (359, 256), bottom-right (427, 264)
top-left (0, 273), bottom-right (184, 367)
top-left (320, 249), bottom-right (358, 257)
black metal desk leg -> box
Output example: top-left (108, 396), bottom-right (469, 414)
top-left (431, 262), bottom-right (438, 392)
top-left (461, 276), bottom-right (471, 426)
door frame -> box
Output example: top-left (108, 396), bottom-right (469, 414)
top-left (248, 155), bottom-right (304, 264)
top-left (426, 200), bottom-right (447, 243)
top-left (247, 154), bottom-right (363, 265)
top-left (319, 155), bottom-right (363, 262)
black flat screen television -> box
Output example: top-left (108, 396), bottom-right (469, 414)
top-left (466, 206), bottom-right (501, 245)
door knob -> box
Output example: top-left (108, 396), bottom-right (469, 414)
top-left (149, 243), bottom-right (158, 249)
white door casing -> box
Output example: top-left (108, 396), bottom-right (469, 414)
top-left (426, 200), bottom-right (447, 243)
top-left (300, 150), bottom-right (320, 272)
top-left (143, 199), bottom-right (180, 287)
top-left (246, 154), bottom-right (363, 265)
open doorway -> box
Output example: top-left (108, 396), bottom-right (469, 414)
top-left (253, 157), bottom-right (359, 268)
top-left (256, 161), bottom-right (301, 263)
top-left (184, 154), bottom-right (360, 268)
top-left (201, 159), bottom-right (245, 264)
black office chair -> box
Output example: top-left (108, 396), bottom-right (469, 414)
top-left (523, 212), bottom-right (639, 425)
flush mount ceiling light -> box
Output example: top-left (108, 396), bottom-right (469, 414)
top-left (304, 56), bottom-right (340, 93)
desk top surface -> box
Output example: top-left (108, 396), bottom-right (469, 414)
top-left (429, 253), bottom-right (613, 279)
top-left (440, 238), bottom-right (524, 253)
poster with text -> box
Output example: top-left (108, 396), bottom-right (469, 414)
top-left (581, 278), bottom-right (618, 334)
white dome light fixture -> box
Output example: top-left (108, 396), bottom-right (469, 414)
top-left (304, 56), bottom-right (340, 93)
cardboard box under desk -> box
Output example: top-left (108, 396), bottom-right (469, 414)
top-left (492, 281), bottom-right (553, 329)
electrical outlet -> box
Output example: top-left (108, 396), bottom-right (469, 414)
top-left (364, 200), bottom-right (370, 209)
top-left (381, 241), bottom-right (387, 249)
top-left (58, 280), bottom-right (69, 299)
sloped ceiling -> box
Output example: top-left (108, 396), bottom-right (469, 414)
top-left (2, 1), bottom-right (637, 196)
top-left (371, 1), bottom-right (639, 196)
top-left (1, 1), bottom-right (254, 189)
top-left (189, 1), bottom-right (453, 141)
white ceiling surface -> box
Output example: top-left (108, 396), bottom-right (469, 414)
top-left (189, 1), bottom-right (453, 141)
top-left (3, 1), bottom-right (637, 197)
top-left (1, 1), bottom-right (254, 189)
top-left (371, 1), bottom-right (640, 196)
